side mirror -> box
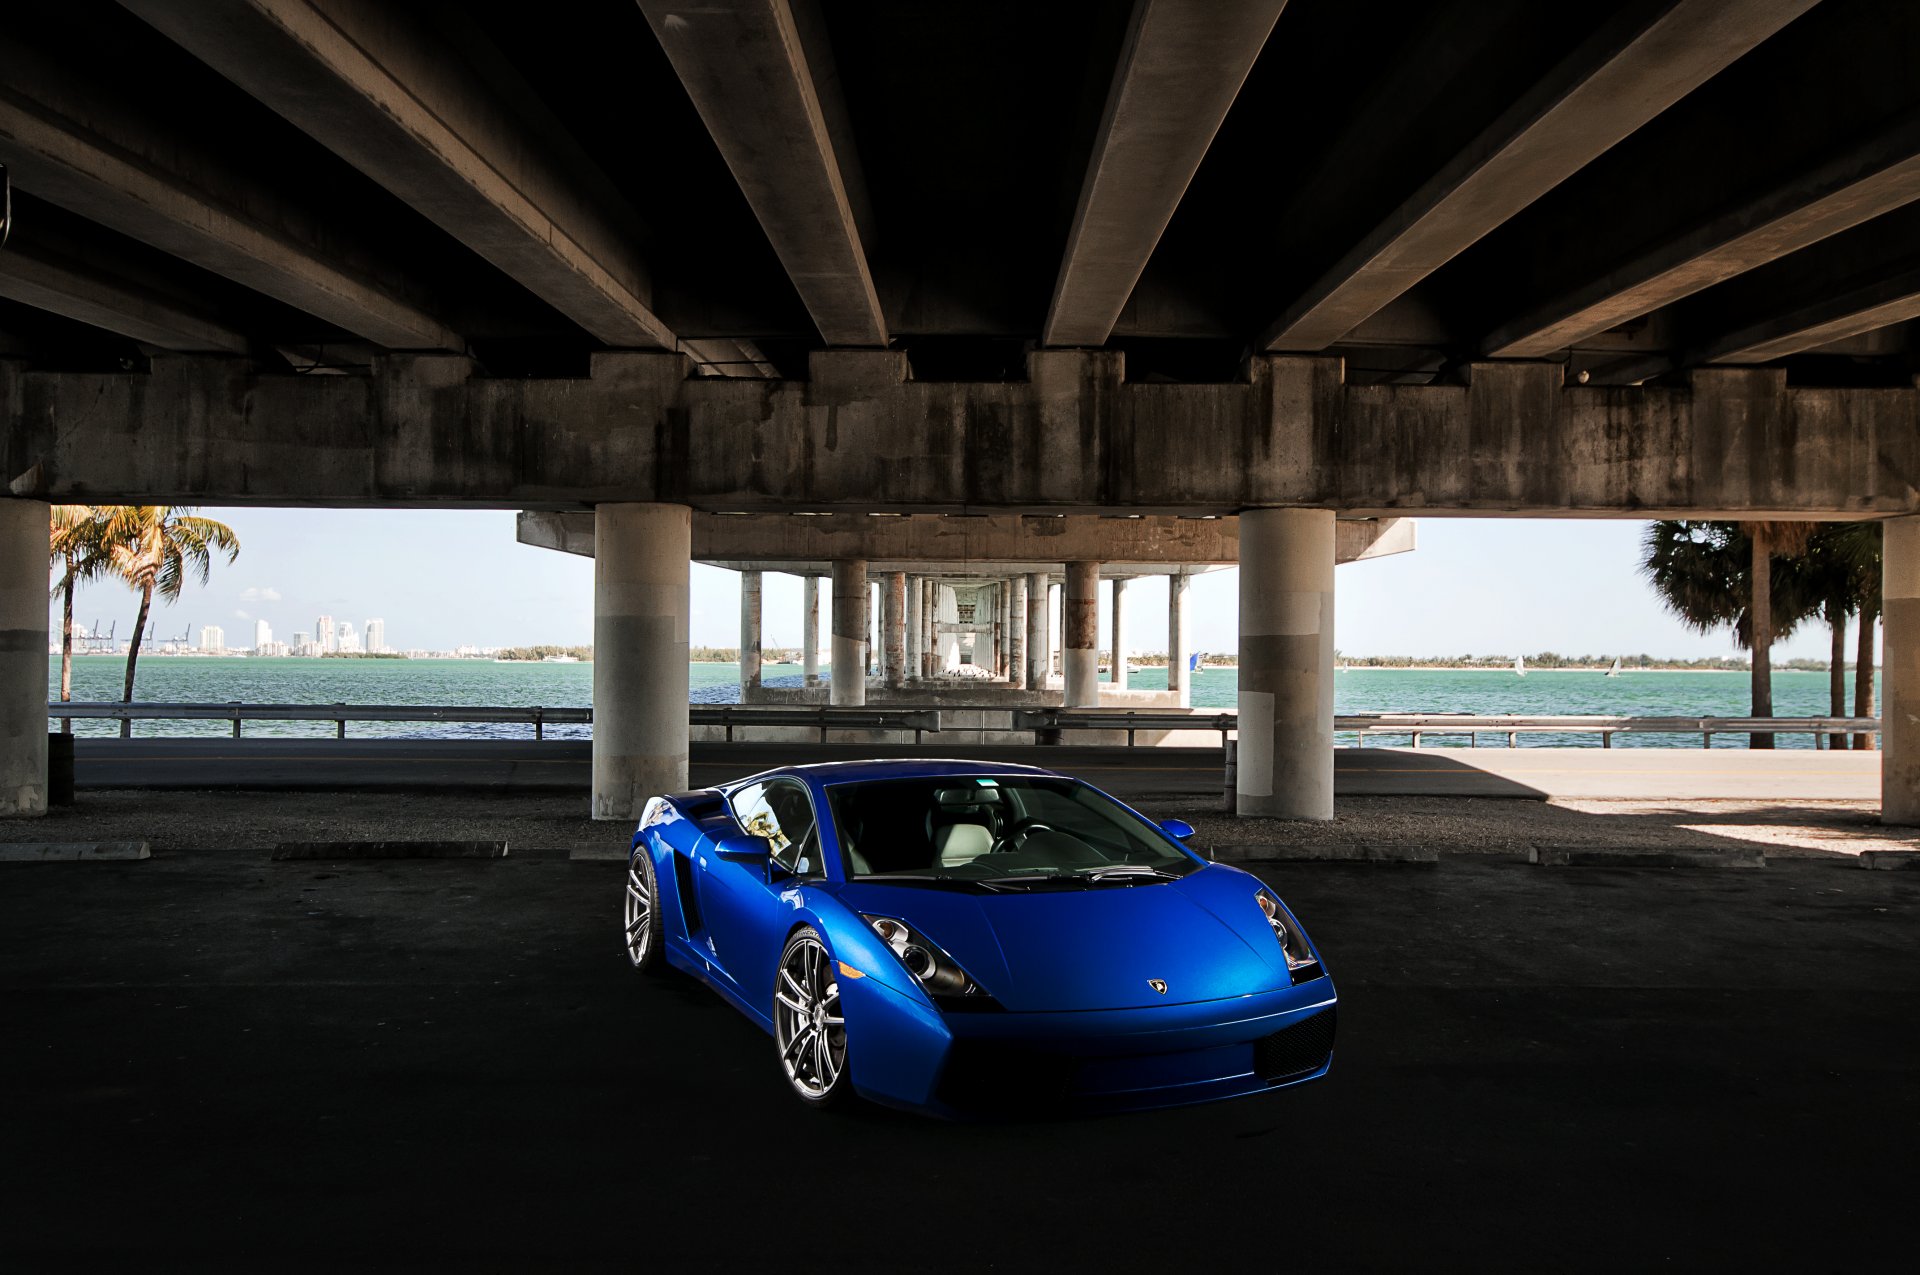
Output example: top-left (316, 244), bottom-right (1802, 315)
top-left (714, 833), bottom-right (776, 876)
top-left (1159, 818), bottom-right (1196, 840)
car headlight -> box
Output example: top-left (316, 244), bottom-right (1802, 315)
top-left (1256, 889), bottom-right (1320, 975)
top-left (862, 915), bottom-right (981, 999)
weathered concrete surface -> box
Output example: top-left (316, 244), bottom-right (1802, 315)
top-left (737, 568), bottom-right (761, 693)
top-left (0, 499), bottom-right (48, 816)
top-left (1260, 0), bottom-right (1816, 351)
top-left (1063, 562), bottom-right (1099, 708)
top-left (639, 0), bottom-right (884, 347)
top-left (1884, 516), bottom-right (1920, 824)
top-left (0, 242), bottom-right (248, 353)
top-left (124, 0), bottom-right (675, 349)
top-left (1044, 0), bottom-right (1283, 347)
top-left (1237, 508), bottom-right (1334, 819)
top-left (0, 41), bottom-right (459, 351)
top-left (590, 503), bottom-right (688, 820)
top-left (10, 351), bottom-right (1912, 515)
top-left (829, 558), bottom-right (866, 706)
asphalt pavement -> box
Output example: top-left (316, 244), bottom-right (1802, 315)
top-left (1, 845), bottom-right (1912, 1270)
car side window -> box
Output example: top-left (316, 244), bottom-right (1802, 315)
top-left (731, 779), bottom-right (821, 878)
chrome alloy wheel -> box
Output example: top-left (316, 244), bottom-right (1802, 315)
top-left (624, 858), bottom-right (653, 966)
top-left (773, 934), bottom-right (846, 1100)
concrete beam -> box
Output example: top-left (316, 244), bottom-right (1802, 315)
top-left (1043, 0), bottom-right (1283, 348)
top-left (518, 509), bottom-right (1412, 570)
top-left (9, 351), bottom-right (1916, 517)
top-left (1485, 117), bottom-right (1920, 358)
top-left (0, 43), bottom-right (460, 351)
top-left (0, 242), bottom-right (249, 354)
top-left (639, 0), bottom-right (885, 348)
top-left (125, 0), bottom-right (675, 351)
top-left (1698, 268), bottom-right (1920, 365)
top-left (1260, 0), bottom-right (1815, 352)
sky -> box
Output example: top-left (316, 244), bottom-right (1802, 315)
top-left (49, 509), bottom-right (1858, 661)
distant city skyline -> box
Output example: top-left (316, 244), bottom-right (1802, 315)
top-left (46, 508), bottom-right (1871, 663)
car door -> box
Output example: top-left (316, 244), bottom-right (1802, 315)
top-left (699, 778), bottom-right (821, 1015)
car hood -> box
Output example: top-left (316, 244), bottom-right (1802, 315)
top-left (832, 865), bottom-right (1289, 1012)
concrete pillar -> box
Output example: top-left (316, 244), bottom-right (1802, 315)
top-left (1884, 517), bottom-right (1920, 824)
top-left (997, 580), bottom-right (1011, 677)
top-left (1236, 509), bottom-right (1335, 821)
top-left (1, 500), bottom-right (49, 816)
top-left (1064, 561), bottom-right (1100, 708)
top-left (883, 571), bottom-right (907, 688)
top-left (904, 574), bottom-right (922, 682)
top-left (1168, 572), bottom-right (1192, 708)
top-left (738, 569), bottom-right (762, 697)
top-left (592, 503), bottom-right (690, 821)
top-left (1026, 571), bottom-right (1051, 689)
top-left (831, 560), bottom-right (868, 706)
top-left (802, 576), bottom-right (820, 687)
top-left (1110, 577), bottom-right (1130, 691)
top-left (1008, 576), bottom-right (1028, 689)
top-left (1050, 583), bottom-right (1063, 678)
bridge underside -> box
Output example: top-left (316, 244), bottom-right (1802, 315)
top-left (4, 0), bottom-right (1920, 822)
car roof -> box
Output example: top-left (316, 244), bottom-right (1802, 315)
top-left (730, 758), bottom-right (1065, 788)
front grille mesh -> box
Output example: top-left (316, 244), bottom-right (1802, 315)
top-left (1253, 1007), bottom-right (1336, 1083)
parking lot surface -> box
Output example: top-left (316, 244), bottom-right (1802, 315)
top-left (3, 846), bottom-right (1914, 1270)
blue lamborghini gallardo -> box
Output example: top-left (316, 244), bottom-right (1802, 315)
top-left (623, 760), bottom-right (1336, 1116)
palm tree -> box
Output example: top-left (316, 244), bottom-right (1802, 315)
top-left (1788, 524), bottom-right (1883, 748)
top-left (1641, 521), bottom-right (1818, 747)
top-left (47, 506), bottom-right (112, 732)
top-left (100, 507), bottom-right (240, 737)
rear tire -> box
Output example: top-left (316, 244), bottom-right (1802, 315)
top-left (772, 928), bottom-right (852, 1108)
top-left (624, 847), bottom-right (668, 977)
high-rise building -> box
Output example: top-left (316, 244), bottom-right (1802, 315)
top-left (254, 619), bottom-right (272, 651)
top-left (316, 615), bottom-right (335, 654)
top-left (365, 618), bottom-right (386, 654)
top-left (337, 620), bottom-right (360, 654)
top-left (199, 625), bottom-right (224, 652)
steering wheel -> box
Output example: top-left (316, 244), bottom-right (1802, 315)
top-left (999, 817), bottom-right (1054, 851)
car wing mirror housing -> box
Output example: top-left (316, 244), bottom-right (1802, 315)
top-left (1159, 818), bottom-right (1196, 840)
top-left (714, 833), bottom-right (777, 878)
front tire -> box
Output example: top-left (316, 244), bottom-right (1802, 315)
top-left (772, 928), bottom-right (851, 1108)
top-left (624, 847), bottom-right (668, 976)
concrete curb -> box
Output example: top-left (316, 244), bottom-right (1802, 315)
top-left (272, 841), bottom-right (508, 860)
top-left (1859, 850), bottom-right (1920, 870)
top-left (1529, 846), bottom-right (1765, 869)
top-left (569, 846), bottom-right (631, 862)
top-left (0, 841), bottom-right (151, 862)
top-left (1213, 844), bottom-right (1438, 863)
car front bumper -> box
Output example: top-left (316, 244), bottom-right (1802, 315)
top-left (842, 975), bottom-right (1338, 1117)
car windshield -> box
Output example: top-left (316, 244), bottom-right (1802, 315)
top-left (826, 775), bottom-right (1197, 885)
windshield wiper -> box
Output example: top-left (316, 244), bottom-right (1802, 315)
top-left (1081, 865), bottom-right (1183, 882)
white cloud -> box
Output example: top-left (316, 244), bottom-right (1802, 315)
top-left (234, 609), bottom-right (251, 620)
top-left (239, 586), bottom-right (281, 603)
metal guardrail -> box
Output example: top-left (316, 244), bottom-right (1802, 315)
top-left (48, 702), bottom-right (942, 743)
top-left (1014, 708), bottom-right (1880, 748)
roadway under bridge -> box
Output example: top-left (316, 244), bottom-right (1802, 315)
top-left (3, 1), bottom-right (1920, 822)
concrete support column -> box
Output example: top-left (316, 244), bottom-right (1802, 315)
top-left (831, 560), bottom-right (868, 706)
top-left (1, 500), bottom-right (50, 816)
top-left (592, 503), bottom-right (690, 821)
top-left (1884, 517), bottom-right (1920, 824)
top-left (1168, 572), bottom-right (1192, 708)
top-left (1026, 572), bottom-right (1051, 689)
top-left (883, 571), bottom-right (907, 688)
top-left (905, 575), bottom-right (922, 683)
top-left (1008, 576), bottom-right (1028, 688)
top-left (1110, 577), bottom-right (1130, 691)
top-left (738, 569), bottom-right (762, 697)
top-left (1236, 509), bottom-right (1335, 821)
top-left (1064, 561), bottom-right (1100, 708)
top-left (802, 576), bottom-right (820, 687)
top-left (997, 581), bottom-right (1011, 677)
top-left (1050, 583), bottom-right (1063, 679)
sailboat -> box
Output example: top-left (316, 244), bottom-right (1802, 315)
top-left (1514, 654), bottom-right (1526, 677)
top-left (1605, 657), bottom-right (1621, 677)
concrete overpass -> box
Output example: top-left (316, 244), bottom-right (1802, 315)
top-left (4, 0), bottom-right (1920, 822)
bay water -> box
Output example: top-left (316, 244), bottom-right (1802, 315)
top-left (48, 655), bottom-right (1873, 749)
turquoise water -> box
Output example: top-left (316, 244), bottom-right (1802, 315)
top-left (47, 655), bottom-right (1873, 748)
